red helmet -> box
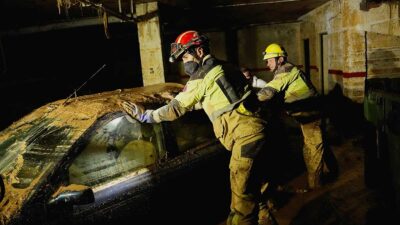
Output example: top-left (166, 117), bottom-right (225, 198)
top-left (169, 30), bottom-right (208, 63)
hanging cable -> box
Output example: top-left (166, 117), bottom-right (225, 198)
top-left (103, 10), bottom-right (111, 39)
top-left (130, 0), bottom-right (134, 17)
top-left (76, 0), bottom-right (136, 22)
top-left (63, 64), bottom-right (107, 105)
top-left (118, 0), bottom-right (123, 23)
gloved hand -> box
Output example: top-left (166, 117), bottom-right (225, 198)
top-left (257, 87), bottom-right (276, 102)
top-left (117, 100), bottom-right (155, 123)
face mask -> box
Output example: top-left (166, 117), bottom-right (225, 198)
top-left (184, 61), bottom-right (200, 76)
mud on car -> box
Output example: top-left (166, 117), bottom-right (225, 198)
top-left (0, 83), bottom-right (230, 225)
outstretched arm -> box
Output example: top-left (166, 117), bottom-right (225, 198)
top-left (118, 98), bottom-right (188, 123)
top-left (118, 80), bottom-right (205, 123)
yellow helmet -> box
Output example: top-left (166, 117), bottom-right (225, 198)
top-left (262, 43), bottom-right (287, 60)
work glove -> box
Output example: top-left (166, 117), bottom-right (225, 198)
top-left (257, 87), bottom-right (277, 102)
top-left (117, 100), bottom-right (156, 123)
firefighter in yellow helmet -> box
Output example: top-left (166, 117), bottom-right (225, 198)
top-left (118, 31), bottom-right (276, 225)
top-left (258, 43), bottom-right (338, 190)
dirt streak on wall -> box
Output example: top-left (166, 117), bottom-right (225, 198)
top-left (237, 22), bottom-right (301, 82)
top-left (300, 0), bottom-right (400, 103)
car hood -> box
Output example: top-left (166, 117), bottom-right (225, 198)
top-left (0, 83), bottom-right (183, 224)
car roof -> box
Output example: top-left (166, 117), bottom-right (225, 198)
top-left (0, 83), bottom-right (183, 223)
top-left (0, 82), bottom-right (183, 140)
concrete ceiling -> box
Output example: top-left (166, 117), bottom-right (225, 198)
top-left (0, 0), bottom-right (331, 33)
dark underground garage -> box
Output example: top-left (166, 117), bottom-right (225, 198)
top-left (0, 1), bottom-right (400, 225)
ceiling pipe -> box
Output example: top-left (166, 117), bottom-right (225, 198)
top-left (189, 0), bottom-right (302, 9)
top-left (77, 0), bottom-right (136, 22)
top-left (76, 0), bottom-right (158, 23)
top-left (0, 17), bottom-right (124, 36)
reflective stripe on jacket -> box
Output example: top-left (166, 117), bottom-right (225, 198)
top-left (152, 55), bottom-right (251, 122)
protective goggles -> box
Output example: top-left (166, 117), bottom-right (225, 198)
top-left (169, 43), bottom-right (187, 63)
top-left (169, 36), bottom-right (206, 63)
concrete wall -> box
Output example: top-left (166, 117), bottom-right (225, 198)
top-left (166, 0), bottom-right (400, 104)
top-left (299, 0), bottom-right (400, 103)
top-left (237, 23), bottom-right (301, 82)
top-left (368, 32), bottom-right (400, 79)
top-left (206, 31), bottom-right (228, 61)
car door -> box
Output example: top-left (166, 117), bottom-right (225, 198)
top-left (147, 109), bottom-right (230, 225)
top-left (57, 113), bottom-right (167, 225)
top-left (46, 110), bottom-right (229, 225)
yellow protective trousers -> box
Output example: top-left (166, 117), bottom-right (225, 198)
top-left (300, 118), bottom-right (324, 189)
top-left (213, 108), bottom-right (268, 225)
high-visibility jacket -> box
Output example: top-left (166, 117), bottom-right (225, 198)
top-left (150, 55), bottom-right (253, 123)
top-left (149, 56), bottom-right (269, 223)
top-left (261, 62), bottom-right (321, 122)
top-left (265, 62), bottom-right (317, 103)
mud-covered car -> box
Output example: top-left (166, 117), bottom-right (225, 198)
top-left (0, 83), bottom-right (230, 225)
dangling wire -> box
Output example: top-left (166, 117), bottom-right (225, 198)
top-left (63, 64), bottom-right (107, 105)
top-left (13, 64), bottom-right (106, 147)
top-left (102, 10), bottom-right (111, 39)
top-left (57, 0), bottom-right (73, 15)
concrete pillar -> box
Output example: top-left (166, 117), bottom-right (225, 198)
top-left (136, 2), bottom-right (165, 86)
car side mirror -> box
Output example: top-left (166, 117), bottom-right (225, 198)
top-left (48, 184), bottom-right (94, 206)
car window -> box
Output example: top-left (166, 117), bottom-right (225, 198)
top-left (68, 115), bottom-right (164, 187)
top-left (167, 110), bottom-right (215, 153)
top-left (0, 118), bottom-right (73, 189)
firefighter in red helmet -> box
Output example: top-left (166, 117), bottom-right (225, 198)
top-left (118, 30), bottom-right (276, 225)
top-left (169, 30), bottom-right (209, 63)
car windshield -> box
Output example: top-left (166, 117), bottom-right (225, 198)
top-left (69, 115), bottom-right (164, 187)
top-left (0, 118), bottom-right (74, 189)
